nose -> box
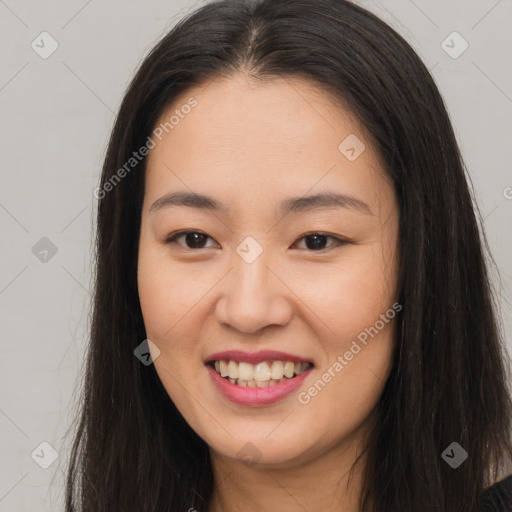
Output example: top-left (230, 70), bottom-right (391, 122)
top-left (214, 249), bottom-right (293, 335)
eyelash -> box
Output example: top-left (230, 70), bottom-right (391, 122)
top-left (164, 230), bottom-right (349, 252)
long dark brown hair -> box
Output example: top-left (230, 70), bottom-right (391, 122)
top-left (64, 0), bottom-right (512, 510)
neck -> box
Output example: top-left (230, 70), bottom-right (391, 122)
top-left (208, 431), bottom-right (372, 512)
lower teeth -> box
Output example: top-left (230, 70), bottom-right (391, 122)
top-left (226, 376), bottom-right (291, 387)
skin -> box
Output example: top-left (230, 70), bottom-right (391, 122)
top-left (137, 72), bottom-right (400, 512)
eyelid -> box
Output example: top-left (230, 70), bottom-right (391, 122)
top-left (165, 230), bottom-right (350, 252)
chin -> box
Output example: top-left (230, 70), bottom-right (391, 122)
top-left (205, 426), bottom-right (321, 468)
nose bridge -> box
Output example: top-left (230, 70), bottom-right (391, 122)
top-left (233, 242), bottom-right (273, 315)
top-left (234, 234), bottom-right (272, 293)
top-left (216, 237), bottom-right (292, 333)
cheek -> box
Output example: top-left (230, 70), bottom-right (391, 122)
top-left (298, 253), bottom-right (398, 436)
top-left (290, 248), bottom-right (398, 342)
top-left (296, 302), bottom-right (396, 449)
top-left (137, 243), bottom-right (218, 396)
top-left (137, 248), bottom-right (201, 408)
top-left (137, 244), bottom-right (207, 340)
top-left (137, 256), bottom-right (173, 339)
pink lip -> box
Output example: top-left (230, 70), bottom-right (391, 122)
top-left (204, 350), bottom-right (313, 365)
top-left (206, 364), bottom-right (314, 406)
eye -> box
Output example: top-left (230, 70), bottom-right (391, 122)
top-left (165, 230), bottom-right (218, 249)
top-left (292, 232), bottom-right (349, 251)
top-left (165, 230), bottom-right (349, 252)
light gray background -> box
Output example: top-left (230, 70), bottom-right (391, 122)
top-left (1, 0), bottom-right (511, 510)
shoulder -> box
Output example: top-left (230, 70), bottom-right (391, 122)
top-left (482, 474), bottom-right (512, 512)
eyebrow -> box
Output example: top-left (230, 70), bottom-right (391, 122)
top-left (149, 191), bottom-right (373, 216)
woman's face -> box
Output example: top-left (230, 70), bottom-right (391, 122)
top-left (138, 74), bottom-right (399, 467)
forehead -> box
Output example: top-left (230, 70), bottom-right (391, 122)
top-left (150, 73), bottom-right (367, 159)
top-left (144, 74), bottom-right (391, 216)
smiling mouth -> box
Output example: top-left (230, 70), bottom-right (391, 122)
top-left (207, 359), bottom-right (314, 388)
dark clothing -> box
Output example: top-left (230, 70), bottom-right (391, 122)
top-left (482, 475), bottom-right (512, 511)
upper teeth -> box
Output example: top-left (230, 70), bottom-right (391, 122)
top-left (214, 360), bottom-right (311, 381)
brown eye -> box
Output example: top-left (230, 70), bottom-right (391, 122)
top-left (293, 233), bottom-right (348, 251)
top-left (165, 231), bottom-right (217, 249)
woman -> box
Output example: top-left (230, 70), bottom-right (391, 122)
top-left (65, 0), bottom-right (512, 510)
